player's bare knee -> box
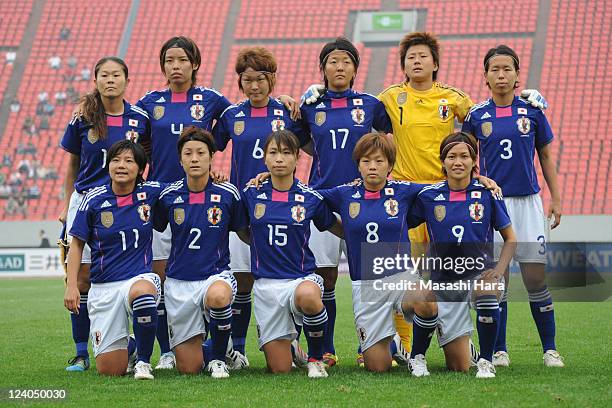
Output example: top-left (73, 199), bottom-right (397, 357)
top-left (206, 283), bottom-right (232, 309)
top-left (152, 260), bottom-right (167, 281)
top-left (295, 282), bottom-right (323, 313)
top-left (365, 359), bottom-right (391, 373)
top-left (446, 360), bottom-right (470, 373)
top-left (235, 272), bottom-right (254, 293)
top-left (177, 359), bottom-right (202, 375)
top-left (414, 300), bottom-right (438, 318)
top-left (317, 267), bottom-right (338, 289)
top-left (128, 280), bottom-right (157, 301)
top-left (267, 362), bottom-right (291, 374)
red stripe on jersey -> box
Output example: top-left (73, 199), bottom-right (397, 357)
top-left (171, 91), bottom-right (187, 103)
top-left (106, 116), bottom-right (123, 127)
top-left (364, 190), bottom-right (381, 200)
top-left (189, 191), bottom-right (205, 204)
top-left (272, 190), bottom-right (289, 202)
top-left (251, 107), bottom-right (267, 117)
top-left (495, 106), bottom-right (512, 118)
top-left (116, 194), bottom-right (133, 207)
top-left (331, 98), bottom-right (348, 109)
top-left (449, 190), bottom-right (466, 201)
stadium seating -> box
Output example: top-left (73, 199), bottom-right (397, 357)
top-left (0, 0), bottom-right (32, 47)
top-left (235, 0), bottom-right (381, 40)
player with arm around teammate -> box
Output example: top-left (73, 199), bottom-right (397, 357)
top-left (319, 133), bottom-right (437, 372)
top-left (409, 132), bottom-right (517, 378)
top-left (212, 47), bottom-right (307, 365)
top-left (462, 44), bottom-right (563, 368)
top-left (59, 57), bottom-right (149, 371)
top-left (154, 127), bottom-right (247, 378)
top-left (240, 130), bottom-right (343, 378)
top-left (64, 141), bottom-right (163, 380)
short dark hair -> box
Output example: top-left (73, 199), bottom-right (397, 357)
top-left (159, 36), bottom-right (201, 85)
top-left (319, 37), bottom-right (360, 88)
top-left (398, 32), bottom-right (440, 81)
top-left (439, 132), bottom-right (479, 176)
top-left (484, 44), bottom-right (520, 72)
top-left (177, 126), bottom-right (216, 157)
top-left (236, 47), bottom-right (277, 93)
top-left (106, 140), bottom-right (148, 184)
top-left (263, 130), bottom-right (300, 158)
top-left (352, 133), bottom-right (396, 169)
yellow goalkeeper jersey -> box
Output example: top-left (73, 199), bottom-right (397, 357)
top-left (378, 82), bottom-right (473, 183)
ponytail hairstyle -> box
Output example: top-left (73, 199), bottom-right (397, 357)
top-left (80, 56), bottom-right (129, 140)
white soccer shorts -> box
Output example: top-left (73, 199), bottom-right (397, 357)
top-left (66, 191), bottom-right (91, 263)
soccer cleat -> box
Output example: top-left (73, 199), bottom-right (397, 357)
top-left (291, 339), bottom-right (308, 368)
top-left (392, 333), bottom-right (410, 366)
top-left (356, 353), bottom-right (365, 368)
top-left (226, 349), bottom-right (249, 370)
top-left (476, 358), bottom-right (496, 378)
top-left (207, 360), bottom-right (230, 379)
top-left (469, 338), bottom-right (480, 367)
top-left (322, 352), bottom-right (338, 368)
top-left (307, 359), bottom-right (329, 378)
top-left (155, 352), bottom-right (176, 370)
top-left (493, 351), bottom-right (511, 367)
top-left (66, 355), bottom-right (90, 372)
top-left (543, 350), bottom-right (565, 367)
top-left (133, 361), bottom-right (154, 380)
top-left (409, 354), bottom-right (430, 377)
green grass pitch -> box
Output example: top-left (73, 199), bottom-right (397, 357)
top-left (1, 277), bottom-right (611, 407)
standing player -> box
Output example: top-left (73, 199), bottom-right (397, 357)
top-left (59, 57), bottom-right (149, 371)
top-left (212, 47), bottom-right (306, 364)
top-left (136, 36), bottom-right (231, 369)
top-left (462, 45), bottom-right (564, 367)
top-left (155, 127), bottom-right (247, 378)
top-left (240, 130), bottom-right (343, 378)
top-left (300, 37), bottom-right (393, 366)
top-left (319, 133), bottom-right (437, 372)
top-left (64, 141), bottom-right (162, 380)
top-left (409, 132), bottom-right (517, 378)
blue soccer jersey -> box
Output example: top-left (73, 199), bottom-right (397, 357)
top-left (154, 179), bottom-right (248, 281)
top-left (461, 96), bottom-right (554, 196)
top-left (69, 181), bottom-right (163, 283)
top-left (320, 180), bottom-right (424, 281)
top-left (241, 179), bottom-right (336, 280)
top-left (410, 180), bottom-right (512, 281)
top-left (213, 98), bottom-right (307, 189)
top-left (301, 89), bottom-right (392, 189)
top-left (59, 101), bottom-right (149, 193)
top-left (137, 86), bottom-right (231, 182)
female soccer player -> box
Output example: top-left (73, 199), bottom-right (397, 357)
top-left (240, 130), bottom-right (343, 378)
top-left (318, 133), bottom-right (437, 372)
top-left (59, 57), bottom-right (149, 371)
top-left (462, 45), bottom-right (564, 367)
top-left (64, 140), bottom-right (163, 380)
top-left (212, 47), bottom-right (306, 364)
top-left (409, 132), bottom-right (517, 378)
top-left (154, 127), bottom-right (247, 378)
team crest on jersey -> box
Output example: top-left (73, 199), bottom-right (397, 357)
top-left (174, 208), bottom-right (185, 225)
top-left (153, 106), bottom-right (165, 120)
top-left (234, 121), bottom-right (245, 135)
top-left (271, 119), bottom-right (285, 132)
top-left (87, 129), bottom-right (99, 144)
top-left (291, 204), bottom-right (306, 223)
top-left (397, 92), bottom-right (407, 105)
top-left (190, 104), bottom-right (204, 121)
top-left (434, 205), bottom-right (446, 222)
top-left (438, 99), bottom-right (450, 120)
top-left (315, 111), bottom-right (326, 126)
top-left (351, 108), bottom-right (365, 125)
top-left (138, 204), bottom-right (151, 223)
top-left (481, 121), bottom-right (492, 137)
top-left (384, 198), bottom-right (399, 217)
top-left (207, 206), bottom-right (222, 225)
top-left (349, 202), bottom-right (360, 218)
top-left (101, 211), bottom-right (114, 228)
top-left (516, 117), bottom-right (530, 134)
top-left (254, 203), bottom-right (266, 219)
top-left (469, 201), bottom-right (484, 222)
top-left (125, 129), bottom-right (139, 142)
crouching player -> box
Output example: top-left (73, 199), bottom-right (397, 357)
top-left (319, 133), bottom-right (437, 372)
top-left (409, 132), bottom-right (517, 378)
top-left (154, 127), bottom-right (247, 378)
top-left (240, 130), bottom-right (343, 378)
top-left (64, 141), bottom-right (163, 380)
